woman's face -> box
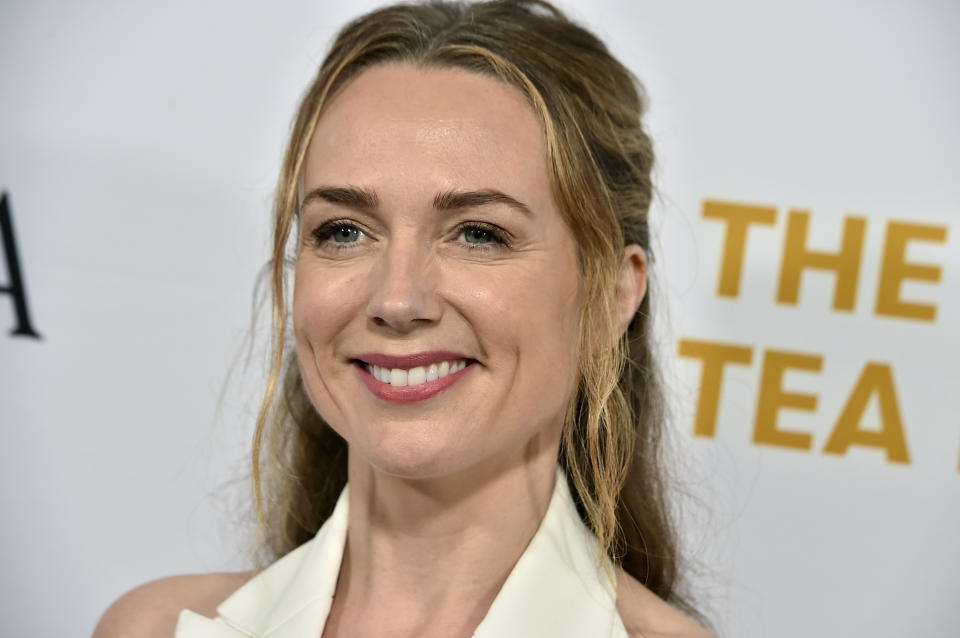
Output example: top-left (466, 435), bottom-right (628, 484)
top-left (294, 64), bottom-right (581, 479)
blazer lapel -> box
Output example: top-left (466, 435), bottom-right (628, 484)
top-left (472, 470), bottom-right (627, 638)
top-left (176, 487), bottom-right (349, 638)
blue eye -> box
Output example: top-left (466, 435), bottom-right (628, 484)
top-left (459, 223), bottom-right (509, 249)
top-left (464, 227), bottom-right (494, 244)
top-left (311, 222), bottom-right (365, 248)
top-left (331, 225), bottom-right (360, 243)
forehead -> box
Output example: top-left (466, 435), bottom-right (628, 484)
top-left (303, 63), bottom-right (553, 204)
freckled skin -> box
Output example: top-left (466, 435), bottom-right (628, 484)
top-left (294, 64), bottom-right (582, 480)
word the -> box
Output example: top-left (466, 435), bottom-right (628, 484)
top-left (703, 200), bottom-right (948, 321)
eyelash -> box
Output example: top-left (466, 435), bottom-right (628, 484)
top-left (457, 222), bottom-right (511, 250)
top-left (308, 220), bottom-right (511, 252)
top-left (309, 220), bottom-right (366, 250)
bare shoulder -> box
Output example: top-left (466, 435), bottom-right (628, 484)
top-left (615, 567), bottom-right (716, 638)
top-left (91, 571), bottom-right (256, 638)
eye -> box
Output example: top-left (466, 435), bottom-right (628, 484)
top-left (463, 227), bottom-right (494, 244)
top-left (330, 225), bottom-right (361, 243)
top-left (310, 221), bottom-right (367, 249)
top-left (457, 222), bottom-right (510, 249)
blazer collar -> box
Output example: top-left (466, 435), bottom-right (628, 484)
top-left (177, 470), bottom-right (626, 637)
top-left (176, 486), bottom-right (349, 638)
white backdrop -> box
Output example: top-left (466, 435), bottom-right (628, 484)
top-left (1, 1), bottom-right (957, 636)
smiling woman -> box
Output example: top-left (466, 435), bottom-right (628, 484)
top-left (293, 64), bottom-right (584, 490)
top-left (93, 2), bottom-right (713, 637)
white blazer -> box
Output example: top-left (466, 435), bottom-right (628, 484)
top-left (176, 468), bottom-right (628, 637)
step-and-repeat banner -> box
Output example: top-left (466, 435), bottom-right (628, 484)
top-left (1, 1), bottom-right (956, 636)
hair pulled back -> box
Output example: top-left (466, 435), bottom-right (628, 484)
top-left (253, 0), bottom-right (693, 615)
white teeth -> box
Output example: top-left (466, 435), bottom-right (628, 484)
top-left (366, 359), bottom-right (469, 387)
top-left (390, 368), bottom-right (408, 387)
top-left (408, 366), bottom-right (426, 385)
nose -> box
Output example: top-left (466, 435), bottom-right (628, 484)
top-left (365, 236), bottom-right (442, 332)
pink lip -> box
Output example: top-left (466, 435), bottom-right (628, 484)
top-left (355, 351), bottom-right (470, 369)
top-left (354, 359), bottom-right (475, 404)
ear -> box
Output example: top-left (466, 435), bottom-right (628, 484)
top-left (615, 244), bottom-right (648, 338)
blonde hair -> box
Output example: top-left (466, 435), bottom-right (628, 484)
top-left (254, 0), bottom-right (695, 616)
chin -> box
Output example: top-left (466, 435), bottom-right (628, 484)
top-left (343, 422), bottom-right (481, 481)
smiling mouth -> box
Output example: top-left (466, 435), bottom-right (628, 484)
top-left (359, 359), bottom-right (470, 387)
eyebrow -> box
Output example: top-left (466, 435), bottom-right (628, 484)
top-left (300, 186), bottom-right (532, 217)
top-left (300, 186), bottom-right (380, 214)
top-left (433, 189), bottom-right (533, 217)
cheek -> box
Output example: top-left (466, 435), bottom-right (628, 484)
top-left (293, 262), bottom-right (366, 338)
top-left (292, 261), bottom-right (369, 411)
top-left (447, 255), bottom-right (581, 373)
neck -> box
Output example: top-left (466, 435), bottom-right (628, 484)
top-left (327, 439), bottom-right (560, 637)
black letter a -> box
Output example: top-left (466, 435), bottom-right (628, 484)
top-left (0, 192), bottom-right (41, 338)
